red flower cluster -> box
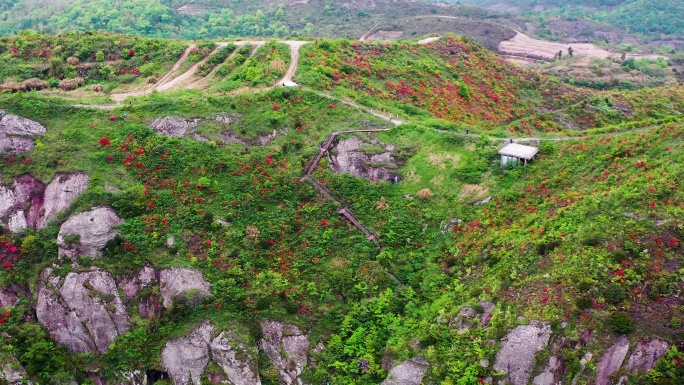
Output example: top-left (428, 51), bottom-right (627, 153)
top-left (99, 137), bottom-right (111, 146)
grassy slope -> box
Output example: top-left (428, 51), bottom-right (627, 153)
top-left (1, 34), bottom-right (684, 384)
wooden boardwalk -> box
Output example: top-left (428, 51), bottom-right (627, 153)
top-left (302, 128), bottom-right (390, 243)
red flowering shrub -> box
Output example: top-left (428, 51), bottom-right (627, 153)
top-left (99, 137), bottom-right (111, 146)
top-left (109, 115), bottom-right (117, 121)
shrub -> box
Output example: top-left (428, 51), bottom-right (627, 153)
top-left (609, 312), bottom-right (635, 334)
top-left (576, 296), bottom-right (593, 310)
top-left (649, 278), bottom-right (672, 300)
top-left (58, 77), bottom-right (84, 91)
top-left (417, 188), bottom-right (433, 201)
top-left (66, 56), bottom-right (80, 65)
top-left (577, 279), bottom-right (593, 292)
top-left (246, 225), bottom-right (260, 239)
top-left (62, 234), bottom-right (81, 247)
top-left (90, 84), bottom-right (104, 92)
top-left (605, 283), bottom-right (627, 305)
top-left (21, 78), bottom-right (49, 90)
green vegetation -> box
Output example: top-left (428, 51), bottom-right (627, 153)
top-left (1, 31), bottom-right (684, 384)
top-left (0, 30), bottom-right (186, 92)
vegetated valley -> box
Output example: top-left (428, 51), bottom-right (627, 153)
top-left (0, 24), bottom-right (684, 385)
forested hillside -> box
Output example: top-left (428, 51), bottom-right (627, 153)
top-left (456, 0), bottom-right (684, 38)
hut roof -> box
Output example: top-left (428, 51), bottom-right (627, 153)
top-left (498, 143), bottom-right (539, 160)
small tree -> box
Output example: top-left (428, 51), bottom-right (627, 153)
top-left (609, 312), bottom-right (635, 334)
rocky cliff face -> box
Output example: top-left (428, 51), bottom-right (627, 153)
top-left (490, 319), bottom-right (669, 385)
top-left (0, 173), bottom-right (89, 232)
top-left (0, 110), bottom-right (46, 155)
top-left (162, 321), bottom-right (213, 385)
top-left (35, 267), bottom-right (130, 354)
top-left (160, 321), bottom-right (262, 385)
top-left (260, 319), bottom-right (310, 385)
top-left (37, 173), bottom-right (91, 229)
top-left (494, 321), bottom-right (552, 385)
top-left (210, 330), bottom-right (262, 385)
top-left (57, 206), bottom-right (123, 258)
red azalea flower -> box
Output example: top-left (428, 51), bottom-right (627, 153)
top-left (99, 137), bottom-right (111, 146)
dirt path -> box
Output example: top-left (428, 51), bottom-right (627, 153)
top-left (156, 43), bottom-right (230, 92)
top-left (110, 44), bottom-right (196, 103)
top-left (279, 41), bottom-right (308, 85)
top-left (359, 22), bottom-right (381, 42)
top-left (417, 36), bottom-right (440, 45)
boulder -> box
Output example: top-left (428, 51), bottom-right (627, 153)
top-left (332, 136), bottom-right (400, 182)
top-left (0, 285), bottom-right (20, 308)
top-left (532, 356), bottom-right (562, 385)
top-left (210, 330), bottom-right (262, 385)
top-left (149, 116), bottom-right (200, 137)
top-left (382, 358), bottom-right (429, 385)
top-left (0, 175), bottom-right (47, 232)
top-left (8, 210), bottom-right (27, 233)
top-left (450, 306), bottom-right (476, 333)
top-left (161, 321), bottom-right (213, 385)
top-left (0, 185), bottom-right (18, 218)
top-left (260, 319), bottom-right (309, 385)
top-left (480, 301), bottom-right (495, 326)
top-left (37, 173), bottom-right (90, 229)
top-left (159, 268), bottom-right (212, 308)
top-left (494, 321), bottom-right (552, 385)
top-left (595, 336), bottom-right (630, 385)
top-left (623, 339), bottom-right (668, 374)
top-left (58, 206), bottom-right (123, 258)
top-left (120, 265), bottom-right (157, 299)
top-left (0, 113), bottom-right (46, 155)
top-left (35, 267), bottom-right (130, 353)
top-left (0, 356), bottom-right (31, 385)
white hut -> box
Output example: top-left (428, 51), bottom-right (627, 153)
top-left (498, 143), bottom-right (539, 166)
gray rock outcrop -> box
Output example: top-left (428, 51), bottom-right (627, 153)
top-left (159, 268), bottom-right (212, 308)
top-left (120, 265), bottom-right (157, 299)
top-left (331, 136), bottom-right (400, 182)
top-left (57, 206), bottom-right (122, 258)
top-left (494, 321), bottom-right (552, 385)
top-left (0, 285), bottom-right (20, 308)
top-left (0, 112), bottom-right (46, 155)
top-left (210, 330), bottom-right (262, 385)
top-left (37, 173), bottom-right (90, 229)
top-left (35, 267), bottom-right (130, 353)
top-left (382, 358), bottom-right (429, 385)
top-left (119, 265), bottom-right (160, 320)
top-left (595, 336), bottom-right (630, 385)
top-left (260, 319), bottom-right (309, 385)
top-left (0, 174), bottom-right (45, 231)
top-left (161, 321), bottom-right (213, 385)
top-left (149, 116), bottom-right (200, 137)
top-left (624, 339), bottom-right (667, 374)
top-left (0, 356), bottom-right (31, 385)
top-left (532, 356), bottom-right (562, 385)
